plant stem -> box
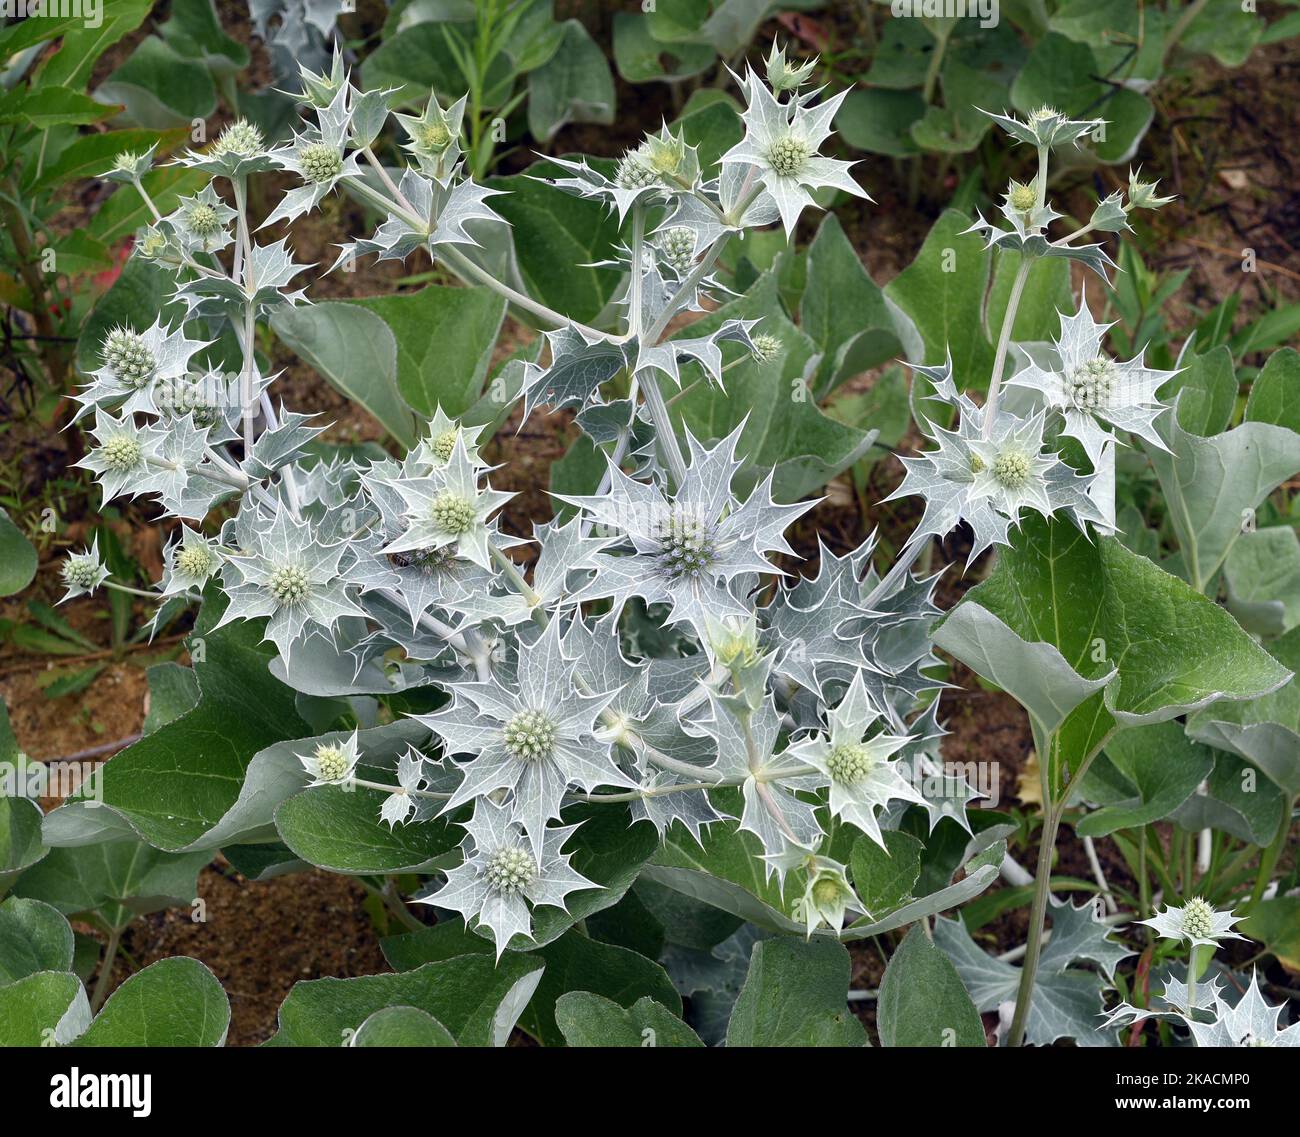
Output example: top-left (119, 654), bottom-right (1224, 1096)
top-left (1246, 800), bottom-right (1294, 912)
top-left (90, 928), bottom-right (122, 1013)
top-left (639, 369), bottom-right (688, 487)
top-left (1008, 804), bottom-right (1062, 1046)
top-left (982, 254), bottom-right (1030, 437)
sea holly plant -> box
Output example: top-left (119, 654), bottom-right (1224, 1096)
top-left (22, 43), bottom-right (1296, 1047)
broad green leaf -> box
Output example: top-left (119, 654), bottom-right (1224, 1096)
top-left (96, 36), bottom-right (217, 127)
top-left (0, 897), bottom-right (74, 986)
top-left (363, 22), bottom-right (514, 108)
top-left (1181, 0), bottom-right (1264, 67)
top-left (878, 925), bottom-right (985, 1047)
top-left (1075, 721), bottom-right (1215, 837)
top-left (1245, 347), bottom-right (1300, 433)
top-left (1148, 407), bottom-right (1300, 591)
top-left (519, 930), bottom-right (680, 1047)
top-left (727, 937), bottom-right (867, 1047)
top-left (933, 601), bottom-right (1112, 739)
top-left (0, 971), bottom-right (90, 1046)
top-left (274, 782), bottom-right (461, 875)
top-left (671, 89), bottom-right (743, 170)
top-left (0, 86), bottom-right (117, 128)
top-left (1171, 752), bottom-right (1285, 847)
top-left (157, 0), bottom-right (249, 76)
top-left (267, 955), bottom-right (545, 1047)
top-left (801, 214), bottom-right (902, 395)
top-left (40, 602), bottom-right (312, 852)
top-left (1169, 345), bottom-right (1236, 437)
top-left (946, 517), bottom-right (1292, 798)
top-left (850, 830), bottom-right (922, 917)
top-left (486, 160), bottom-right (623, 325)
top-left (0, 508), bottom-right (36, 596)
top-left (272, 302), bottom-right (419, 447)
top-left (883, 209), bottom-right (994, 392)
top-left (141, 661), bottom-right (200, 734)
top-left (0, 794), bottom-right (47, 896)
top-left (1224, 527), bottom-right (1300, 638)
top-left (12, 839), bottom-right (209, 934)
top-left (835, 87), bottom-right (925, 157)
top-left (612, 12), bottom-right (714, 84)
top-left (350, 285), bottom-right (506, 419)
top-left (1187, 625), bottom-right (1300, 797)
top-left (527, 19), bottom-right (615, 143)
top-left (987, 252), bottom-right (1071, 345)
top-left (555, 992), bottom-right (703, 1047)
top-left (350, 1005), bottom-right (456, 1047)
top-left (75, 957), bottom-right (229, 1046)
top-left (1239, 898), bottom-right (1300, 973)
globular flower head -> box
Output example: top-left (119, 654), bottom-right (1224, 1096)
top-left (298, 141), bottom-right (344, 184)
top-left (160, 525), bottom-right (220, 597)
top-left (417, 797), bottom-right (596, 958)
top-left (298, 730), bottom-right (360, 786)
top-left (1127, 166), bottom-right (1175, 211)
top-left (103, 145), bottom-right (157, 183)
top-left (1140, 898), bottom-right (1245, 949)
top-left (213, 118), bottom-right (264, 158)
top-left (656, 225), bottom-right (697, 274)
top-left (981, 105), bottom-right (1103, 151)
top-left (75, 410), bottom-right (170, 505)
top-left (1007, 179), bottom-right (1037, 214)
top-left (750, 332), bottom-right (782, 363)
top-left (170, 184), bottom-right (237, 253)
top-left (721, 64), bottom-right (865, 236)
top-left (799, 858), bottom-right (861, 936)
top-left (59, 536), bottom-right (109, 602)
top-left (103, 327), bottom-right (154, 388)
top-left (787, 670), bottom-right (920, 847)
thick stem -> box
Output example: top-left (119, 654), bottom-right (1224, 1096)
top-left (982, 254), bottom-right (1031, 438)
top-left (90, 928), bottom-right (122, 1013)
top-left (1246, 799), bottom-right (1294, 912)
top-left (639, 369), bottom-right (688, 487)
top-left (1008, 805), bottom-right (1062, 1046)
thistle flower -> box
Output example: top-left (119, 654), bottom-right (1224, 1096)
top-left (159, 526), bottom-right (220, 597)
top-left (264, 84), bottom-right (363, 227)
top-left (180, 118), bottom-right (275, 177)
top-left (298, 730), bottom-right (360, 786)
top-left (655, 225), bottom-right (698, 274)
top-left (764, 40), bottom-right (818, 92)
top-left (1187, 970), bottom-right (1300, 1048)
top-left (1140, 898), bottom-right (1245, 950)
top-left (75, 319), bottom-right (208, 420)
top-left (799, 859), bottom-right (862, 936)
top-left (418, 618), bottom-right (635, 856)
top-left (558, 428), bottom-right (812, 638)
top-left (418, 797), bottom-right (595, 958)
top-left (786, 670), bottom-right (921, 847)
top-left (412, 407), bottom-right (486, 469)
top-left (59, 537), bottom-right (110, 602)
top-left (380, 438), bottom-right (514, 571)
top-left (379, 749), bottom-right (428, 829)
top-left (170, 183), bottom-right (237, 253)
top-left (216, 505), bottom-right (366, 660)
top-left (721, 65), bottom-right (865, 236)
top-left (1127, 166), bottom-right (1175, 212)
top-left (395, 93), bottom-right (466, 173)
top-left (75, 410), bottom-right (171, 504)
top-left (102, 145), bottom-right (157, 183)
top-left (1005, 294), bottom-right (1177, 467)
top-left (982, 105), bottom-right (1103, 150)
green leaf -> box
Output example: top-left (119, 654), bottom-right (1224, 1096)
top-left (274, 783), bottom-right (461, 874)
top-left (0, 86), bottom-right (117, 128)
top-left (0, 508), bottom-right (37, 597)
top-left (349, 285), bottom-right (506, 418)
top-left (987, 251), bottom-right (1071, 345)
top-left (363, 22), bottom-right (514, 108)
top-left (1245, 347), bottom-right (1300, 433)
top-left (883, 209), bottom-right (994, 394)
top-left (1224, 527), bottom-right (1300, 638)
top-left (671, 89), bottom-right (743, 170)
top-left (1169, 345), bottom-right (1236, 436)
top-left (943, 517), bottom-right (1292, 798)
top-left (267, 955), bottom-right (545, 1047)
top-left (0, 794), bottom-right (47, 897)
top-left (75, 957), bottom-right (229, 1046)
top-left (850, 830), bottom-right (922, 917)
top-left (555, 992), bottom-right (704, 1047)
top-left (486, 160), bottom-right (623, 325)
top-left (0, 970), bottom-right (89, 1046)
top-left (527, 19), bottom-right (615, 143)
top-left (726, 937), bottom-right (867, 1047)
top-left (835, 87), bottom-right (925, 158)
top-left (1147, 404), bottom-right (1300, 592)
top-left (519, 930), bottom-right (680, 1047)
top-left (350, 1005), bottom-right (457, 1046)
top-left (0, 896), bottom-right (74, 986)
top-left (1187, 625), bottom-right (1300, 797)
top-left (12, 839), bottom-right (210, 934)
top-left (1075, 721), bottom-right (1216, 837)
top-left (141, 662), bottom-right (200, 734)
top-left (40, 603), bottom-right (312, 852)
top-left (1239, 897), bottom-right (1300, 973)
top-left (801, 214), bottom-right (902, 395)
top-left (95, 36), bottom-right (217, 128)
top-left (1170, 752), bottom-right (1285, 847)
top-left (31, 128), bottom-right (184, 192)
top-left (35, 0), bottom-right (154, 92)
top-left (157, 0), bottom-right (249, 76)
top-left (612, 12), bottom-right (714, 84)
top-left (272, 302), bottom-right (419, 447)
top-left (878, 925), bottom-right (986, 1047)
